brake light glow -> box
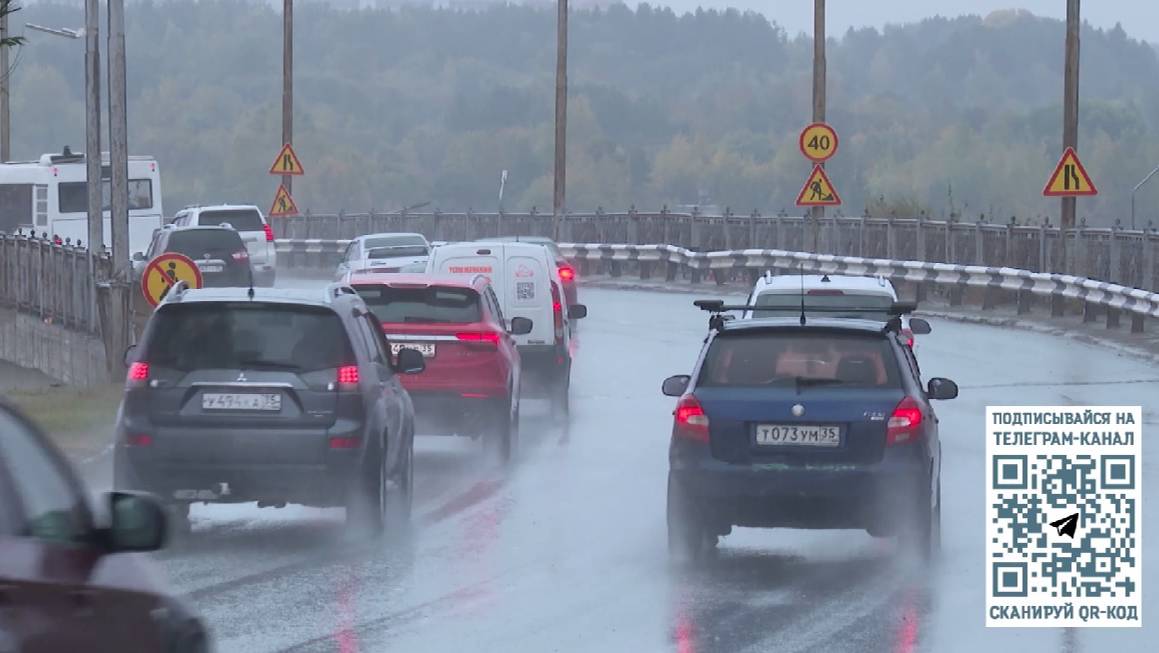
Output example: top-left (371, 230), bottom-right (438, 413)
top-left (329, 436), bottom-right (360, 449)
top-left (124, 433), bottom-right (153, 447)
top-left (550, 283), bottom-right (564, 343)
top-left (263, 223), bottom-right (275, 242)
top-left (456, 331), bottom-right (501, 345)
top-left (886, 397), bottom-right (923, 445)
top-left (902, 329), bottom-right (915, 347)
top-left (337, 365), bottom-right (360, 385)
top-left (127, 361), bottom-right (149, 382)
top-left (558, 265), bottom-right (575, 282)
top-left (673, 394), bottom-right (709, 443)
top-left (232, 250), bottom-right (249, 261)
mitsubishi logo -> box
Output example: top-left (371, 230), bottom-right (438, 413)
top-left (792, 403), bottom-right (805, 417)
top-left (236, 372), bottom-right (247, 382)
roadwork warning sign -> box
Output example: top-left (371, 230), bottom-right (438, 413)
top-left (795, 164), bottom-right (842, 207)
top-left (986, 406), bottom-right (1142, 628)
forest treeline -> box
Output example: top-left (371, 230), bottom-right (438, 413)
top-left (10, 2), bottom-right (1159, 226)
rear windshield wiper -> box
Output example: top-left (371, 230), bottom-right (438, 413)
top-left (236, 359), bottom-right (302, 371)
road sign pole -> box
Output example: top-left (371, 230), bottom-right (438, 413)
top-left (1060, 0), bottom-right (1080, 274)
top-left (107, 0), bottom-right (131, 375)
top-left (810, 0), bottom-right (826, 252)
top-left (85, 0), bottom-right (102, 260)
top-left (283, 0), bottom-right (293, 198)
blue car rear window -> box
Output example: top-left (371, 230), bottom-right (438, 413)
top-left (698, 331), bottom-right (901, 388)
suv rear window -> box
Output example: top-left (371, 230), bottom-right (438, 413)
top-left (197, 209), bottom-right (264, 231)
top-left (144, 303), bottom-right (354, 372)
top-left (353, 285), bottom-right (481, 324)
top-left (166, 229), bottom-right (246, 258)
top-left (751, 292), bottom-right (894, 322)
top-left (698, 331), bottom-right (901, 388)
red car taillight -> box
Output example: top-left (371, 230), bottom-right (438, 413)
top-left (263, 223), bottom-right (275, 242)
top-left (232, 250), bottom-right (249, 261)
top-left (337, 365), bottom-right (359, 385)
top-left (902, 328), bottom-right (914, 347)
top-left (456, 331), bottom-right (501, 347)
top-left (124, 433), bottom-right (153, 447)
top-left (126, 361), bottom-right (149, 387)
top-left (673, 394), bottom-right (709, 443)
top-left (329, 436), bottom-right (360, 449)
top-left (558, 264), bottom-right (575, 282)
top-left (550, 283), bottom-right (564, 343)
top-left (886, 397), bottom-right (923, 445)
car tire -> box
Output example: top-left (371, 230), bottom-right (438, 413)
top-left (550, 368), bottom-right (570, 425)
top-left (386, 433), bottom-right (414, 530)
top-left (485, 398), bottom-right (517, 464)
top-left (346, 439), bottom-right (387, 535)
top-left (667, 474), bottom-right (714, 564)
top-left (902, 478), bottom-right (937, 562)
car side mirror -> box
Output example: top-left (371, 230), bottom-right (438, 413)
top-left (567, 304), bottom-right (587, 320)
top-left (123, 344), bottom-right (137, 366)
top-left (909, 317), bottom-right (932, 335)
top-left (662, 374), bottom-right (691, 397)
top-left (103, 492), bottom-right (168, 552)
top-left (509, 316), bottom-right (533, 335)
top-left (396, 347), bottom-right (426, 374)
top-left (927, 377), bottom-right (958, 400)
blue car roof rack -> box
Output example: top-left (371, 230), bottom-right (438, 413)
top-left (693, 298), bottom-right (917, 332)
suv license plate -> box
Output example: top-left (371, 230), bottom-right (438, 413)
top-left (391, 343), bottom-right (436, 358)
top-left (755, 424), bottom-right (841, 447)
top-left (202, 393), bottom-right (281, 411)
top-left (197, 263), bottom-right (224, 273)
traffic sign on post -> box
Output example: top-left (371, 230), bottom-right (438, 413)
top-left (1043, 147), bottom-right (1097, 197)
top-left (140, 252), bottom-right (203, 307)
top-left (799, 122), bottom-right (839, 163)
top-left (269, 184), bottom-right (300, 217)
top-left (269, 143), bottom-right (304, 176)
top-left (796, 165), bottom-right (842, 207)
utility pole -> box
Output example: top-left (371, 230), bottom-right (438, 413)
top-left (810, 0), bottom-right (826, 252)
top-left (85, 0), bottom-right (102, 258)
top-left (107, 0), bottom-right (129, 373)
top-left (1060, 0), bottom-right (1080, 273)
top-left (552, 0), bottom-right (567, 240)
top-left (1, 9), bottom-right (10, 164)
top-left (283, 0), bottom-right (293, 197)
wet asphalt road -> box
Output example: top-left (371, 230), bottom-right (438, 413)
top-left (89, 284), bottom-right (1159, 652)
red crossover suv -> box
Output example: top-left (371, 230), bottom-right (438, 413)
top-left (349, 273), bottom-right (532, 462)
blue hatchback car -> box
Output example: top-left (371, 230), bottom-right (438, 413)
top-left (662, 301), bottom-right (958, 562)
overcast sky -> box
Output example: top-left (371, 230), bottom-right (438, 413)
top-left (648, 1), bottom-right (1159, 43)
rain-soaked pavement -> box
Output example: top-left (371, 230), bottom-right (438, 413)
top-left (85, 284), bottom-right (1159, 652)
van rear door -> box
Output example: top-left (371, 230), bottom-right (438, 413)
top-left (504, 250), bottom-right (552, 347)
top-left (433, 244), bottom-right (501, 293)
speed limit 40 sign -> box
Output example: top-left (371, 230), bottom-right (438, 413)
top-left (799, 123), bottom-right (839, 163)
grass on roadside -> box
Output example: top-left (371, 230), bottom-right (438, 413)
top-left (3, 382), bottom-right (123, 455)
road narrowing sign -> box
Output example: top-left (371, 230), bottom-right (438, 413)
top-left (799, 123), bottom-right (839, 163)
top-left (269, 143), bottom-right (304, 176)
top-left (796, 165), bottom-right (842, 207)
top-left (1043, 147), bottom-right (1097, 197)
top-left (269, 184), bottom-right (300, 218)
top-left (141, 252), bottom-right (203, 307)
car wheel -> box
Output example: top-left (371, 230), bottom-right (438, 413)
top-left (346, 440), bottom-right (386, 535)
top-left (902, 479), bottom-right (936, 562)
top-left (550, 369), bottom-right (570, 424)
top-left (485, 398), bottom-right (515, 464)
top-left (386, 434), bottom-right (414, 529)
top-left (667, 474), bottom-right (713, 565)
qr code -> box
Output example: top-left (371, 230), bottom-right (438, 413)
top-left (986, 406), bottom-right (1142, 628)
top-left (516, 281), bottom-right (534, 301)
top-left (992, 455), bottom-right (1138, 598)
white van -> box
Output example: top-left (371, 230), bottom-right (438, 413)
top-left (427, 241), bottom-right (587, 418)
top-left (0, 147), bottom-right (163, 258)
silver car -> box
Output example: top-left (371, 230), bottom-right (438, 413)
top-left (334, 232), bottom-right (431, 280)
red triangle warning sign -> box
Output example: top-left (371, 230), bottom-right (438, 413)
top-left (796, 165), bottom-right (842, 207)
top-left (268, 185), bottom-right (299, 217)
top-left (269, 143), bottom-right (305, 176)
top-left (1043, 147), bottom-right (1097, 197)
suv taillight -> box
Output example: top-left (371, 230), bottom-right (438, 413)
top-left (232, 250), bottom-right (249, 261)
top-left (886, 397), bottom-right (923, 445)
top-left (673, 394), bottom-right (709, 443)
top-left (550, 282), bottom-right (564, 343)
top-left (263, 223), bottom-right (275, 242)
top-left (337, 365), bottom-right (359, 386)
top-left (456, 331), bottom-right (501, 347)
top-left (126, 361), bottom-right (149, 385)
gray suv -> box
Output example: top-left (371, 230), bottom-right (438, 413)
top-left (113, 283), bottom-right (425, 536)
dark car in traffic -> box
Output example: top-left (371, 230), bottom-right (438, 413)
top-left (0, 402), bottom-right (210, 652)
top-left (113, 283), bottom-right (426, 535)
top-left (662, 301), bottom-right (957, 562)
top-left (133, 225), bottom-right (253, 288)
